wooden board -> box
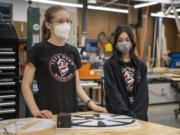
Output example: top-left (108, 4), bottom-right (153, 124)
top-left (13, 21), bottom-right (27, 38)
top-left (147, 45), bottom-right (151, 68)
top-left (161, 23), bottom-right (169, 66)
top-left (0, 118), bottom-right (55, 133)
top-left (128, 7), bottom-right (138, 26)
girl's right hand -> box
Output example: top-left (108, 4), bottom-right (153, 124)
top-left (33, 110), bottom-right (53, 119)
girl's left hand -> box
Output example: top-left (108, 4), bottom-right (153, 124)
top-left (89, 103), bottom-right (107, 113)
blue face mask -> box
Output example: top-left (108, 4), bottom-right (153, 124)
top-left (115, 41), bottom-right (132, 53)
top-left (99, 35), bottom-right (104, 40)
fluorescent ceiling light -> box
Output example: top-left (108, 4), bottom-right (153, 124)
top-left (131, 0), bottom-right (171, 4)
top-left (27, 0), bottom-right (128, 13)
top-left (27, 0), bottom-right (83, 8)
top-left (134, 2), bottom-right (158, 8)
top-left (171, 8), bottom-right (180, 13)
top-left (151, 13), bottom-right (180, 19)
top-left (88, 0), bottom-right (97, 4)
top-left (157, 8), bottom-right (180, 15)
top-left (88, 5), bottom-right (128, 13)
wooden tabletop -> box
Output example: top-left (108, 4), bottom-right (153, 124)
top-left (1, 112), bottom-right (180, 135)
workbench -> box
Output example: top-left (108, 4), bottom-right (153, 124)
top-left (0, 112), bottom-right (180, 135)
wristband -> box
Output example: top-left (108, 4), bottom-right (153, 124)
top-left (85, 99), bottom-right (91, 106)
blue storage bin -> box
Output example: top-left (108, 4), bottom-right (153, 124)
top-left (169, 53), bottom-right (180, 68)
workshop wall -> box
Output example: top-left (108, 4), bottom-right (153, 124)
top-left (78, 9), bottom-right (128, 43)
top-left (164, 18), bottom-right (178, 53)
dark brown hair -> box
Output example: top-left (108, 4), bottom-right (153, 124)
top-left (42, 6), bottom-right (68, 41)
top-left (113, 26), bottom-right (140, 70)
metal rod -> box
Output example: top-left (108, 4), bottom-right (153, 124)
top-left (131, 0), bottom-right (172, 4)
top-left (151, 17), bottom-right (158, 68)
top-left (0, 48), bottom-right (13, 51)
top-left (100, 2), bottom-right (131, 7)
top-left (0, 52), bottom-right (15, 55)
top-left (0, 102), bottom-right (16, 107)
top-left (81, 0), bottom-right (88, 47)
top-left (82, 0), bottom-right (88, 35)
top-left (0, 82), bottom-right (16, 86)
top-left (0, 109), bottom-right (16, 114)
top-left (0, 59), bottom-right (15, 62)
top-left (101, 0), bottom-right (119, 7)
top-left (0, 66), bottom-right (16, 70)
top-left (173, 6), bottom-right (180, 33)
top-left (0, 90), bottom-right (15, 94)
top-left (0, 95), bottom-right (16, 99)
top-left (158, 17), bottom-right (163, 67)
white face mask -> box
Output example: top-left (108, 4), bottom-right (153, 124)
top-left (115, 41), bottom-right (132, 53)
top-left (54, 23), bottom-right (70, 39)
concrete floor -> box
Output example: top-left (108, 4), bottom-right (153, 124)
top-left (148, 103), bottom-right (180, 129)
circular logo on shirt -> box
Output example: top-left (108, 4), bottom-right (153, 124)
top-left (49, 53), bottom-right (76, 83)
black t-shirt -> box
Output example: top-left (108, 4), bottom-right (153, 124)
top-left (120, 61), bottom-right (135, 105)
top-left (27, 41), bottom-right (82, 114)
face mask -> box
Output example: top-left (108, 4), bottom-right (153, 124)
top-left (54, 23), bottom-right (70, 39)
top-left (115, 41), bottom-right (132, 53)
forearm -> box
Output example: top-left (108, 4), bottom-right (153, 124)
top-left (75, 70), bottom-right (99, 110)
top-left (75, 70), bottom-right (92, 103)
top-left (76, 85), bottom-right (91, 103)
top-left (77, 85), bottom-right (98, 110)
top-left (21, 83), bottom-right (40, 115)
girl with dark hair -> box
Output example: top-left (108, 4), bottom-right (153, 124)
top-left (103, 26), bottom-right (149, 121)
top-left (22, 6), bottom-right (107, 119)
